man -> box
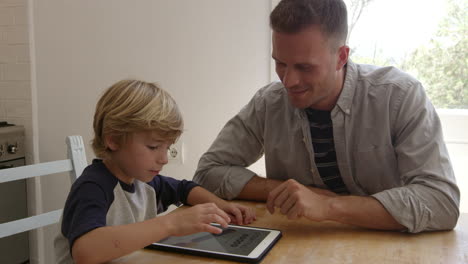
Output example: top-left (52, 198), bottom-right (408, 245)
top-left (193, 0), bottom-right (459, 233)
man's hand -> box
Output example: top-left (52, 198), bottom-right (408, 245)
top-left (266, 179), bottom-right (331, 221)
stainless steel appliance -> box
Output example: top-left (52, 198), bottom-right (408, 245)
top-left (0, 122), bottom-right (28, 264)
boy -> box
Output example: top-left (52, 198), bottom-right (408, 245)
top-left (54, 80), bottom-right (256, 264)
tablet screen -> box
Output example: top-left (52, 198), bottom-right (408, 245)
top-left (157, 226), bottom-right (270, 256)
top-left (147, 224), bottom-right (282, 262)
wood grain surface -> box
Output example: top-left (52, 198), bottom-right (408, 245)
top-left (109, 201), bottom-right (468, 264)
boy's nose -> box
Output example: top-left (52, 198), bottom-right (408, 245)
top-left (159, 151), bottom-right (168, 165)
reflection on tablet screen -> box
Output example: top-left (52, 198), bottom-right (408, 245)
top-left (157, 227), bottom-right (269, 256)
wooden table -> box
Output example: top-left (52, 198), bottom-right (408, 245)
top-left (109, 201), bottom-right (468, 264)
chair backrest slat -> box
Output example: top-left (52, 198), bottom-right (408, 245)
top-left (66, 136), bottom-right (87, 183)
top-left (0, 160), bottom-right (73, 183)
top-left (0, 135), bottom-right (87, 239)
top-left (0, 209), bottom-right (63, 238)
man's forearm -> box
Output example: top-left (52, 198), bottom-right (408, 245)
top-left (237, 176), bottom-right (282, 201)
top-left (326, 195), bottom-right (405, 230)
top-left (241, 177), bottom-right (404, 230)
top-left (237, 176), bottom-right (338, 201)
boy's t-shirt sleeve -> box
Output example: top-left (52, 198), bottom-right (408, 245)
top-left (61, 180), bottom-right (113, 249)
top-left (151, 175), bottom-right (199, 213)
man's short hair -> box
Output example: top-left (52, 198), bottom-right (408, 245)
top-left (270, 0), bottom-right (348, 47)
top-left (92, 79), bottom-right (183, 158)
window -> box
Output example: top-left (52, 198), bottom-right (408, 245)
top-left (347, 0), bottom-right (466, 109)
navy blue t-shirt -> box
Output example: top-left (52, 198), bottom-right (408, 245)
top-left (54, 159), bottom-right (198, 264)
top-left (305, 108), bottom-right (349, 194)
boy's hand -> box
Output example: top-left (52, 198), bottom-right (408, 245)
top-left (218, 202), bottom-right (256, 225)
top-left (165, 203), bottom-right (230, 236)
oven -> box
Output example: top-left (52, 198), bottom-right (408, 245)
top-left (0, 122), bottom-right (29, 264)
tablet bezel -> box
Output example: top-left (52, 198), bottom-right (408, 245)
top-left (145, 224), bottom-right (282, 263)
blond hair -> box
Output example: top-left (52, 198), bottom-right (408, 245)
top-left (92, 79), bottom-right (183, 158)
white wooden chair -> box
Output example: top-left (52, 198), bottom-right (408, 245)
top-left (0, 135), bottom-right (87, 238)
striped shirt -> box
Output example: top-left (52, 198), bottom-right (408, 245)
top-left (305, 108), bottom-right (349, 194)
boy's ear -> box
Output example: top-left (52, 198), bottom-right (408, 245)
top-left (104, 135), bottom-right (120, 151)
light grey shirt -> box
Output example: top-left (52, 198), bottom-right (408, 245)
top-left (193, 60), bottom-right (460, 233)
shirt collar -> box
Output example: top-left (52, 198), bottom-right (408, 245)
top-left (334, 59), bottom-right (357, 116)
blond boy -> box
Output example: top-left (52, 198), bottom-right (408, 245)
top-left (54, 80), bottom-right (255, 264)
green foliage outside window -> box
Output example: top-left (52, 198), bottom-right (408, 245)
top-left (350, 0), bottom-right (467, 109)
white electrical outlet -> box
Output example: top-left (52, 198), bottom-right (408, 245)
top-left (168, 140), bottom-right (184, 164)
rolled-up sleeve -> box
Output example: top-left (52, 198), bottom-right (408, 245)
top-left (193, 93), bottom-right (266, 200)
top-left (372, 82), bottom-right (460, 233)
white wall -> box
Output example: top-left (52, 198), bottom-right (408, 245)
top-left (0, 0), bottom-right (33, 163)
top-left (31, 0), bottom-right (270, 263)
top-left (0, 1), bottom-right (41, 262)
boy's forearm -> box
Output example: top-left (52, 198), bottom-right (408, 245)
top-left (187, 186), bottom-right (228, 207)
top-left (72, 216), bottom-right (173, 264)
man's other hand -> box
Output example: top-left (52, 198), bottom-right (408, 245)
top-left (266, 179), bottom-right (332, 221)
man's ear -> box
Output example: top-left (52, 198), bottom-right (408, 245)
top-left (104, 135), bottom-right (120, 151)
top-left (336, 45), bottom-right (350, 71)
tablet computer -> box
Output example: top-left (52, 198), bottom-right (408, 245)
top-left (145, 224), bottom-right (282, 263)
